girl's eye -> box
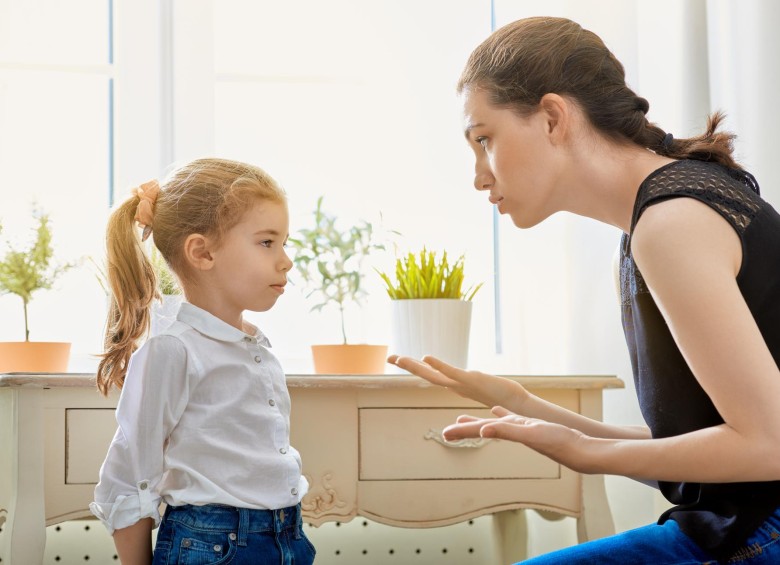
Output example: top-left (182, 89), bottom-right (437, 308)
top-left (260, 240), bottom-right (273, 248)
top-left (476, 136), bottom-right (488, 149)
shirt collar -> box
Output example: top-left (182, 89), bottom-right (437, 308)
top-left (176, 302), bottom-right (272, 347)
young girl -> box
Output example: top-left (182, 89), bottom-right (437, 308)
top-left (90, 158), bottom-right (315, 565)
top-left (389, 16), bottom-right (780, 565)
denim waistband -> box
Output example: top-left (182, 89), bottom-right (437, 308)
top-left (163, 503), bottom-right (302, 547)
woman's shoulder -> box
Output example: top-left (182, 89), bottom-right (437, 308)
top-left (631, 159), bottom-right (762, 235)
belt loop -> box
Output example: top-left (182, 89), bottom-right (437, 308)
top-left (237, 507), bottom-right (249, 547)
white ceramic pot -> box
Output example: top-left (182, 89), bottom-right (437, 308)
top-left (150, 294), bottom-right (184, 337)
top-left (390, 299), bottom-right (472, 369)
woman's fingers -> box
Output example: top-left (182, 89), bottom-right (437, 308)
top-left (491, 406), bottom-right (515, 418)
top-left (421, 355), bottom-right (464, 377)
top-left (386, 355), bottom-right (453, 387)
top-left (442, 419), bottom-right (488, 440)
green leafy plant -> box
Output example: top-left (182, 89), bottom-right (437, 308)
top-left (88, 245), bottom-right (181, 298)
top-left (288, 196), bottom-right (385, 344)
top-left (149, 245), bottom-right (181, 296)
top-left (0, 210), bottom-right (73, 341)
top-left (377, 248), bottom-right (483, 300)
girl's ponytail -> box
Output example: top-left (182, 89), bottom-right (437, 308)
top-left (96, 196), bottom-right (158, 395)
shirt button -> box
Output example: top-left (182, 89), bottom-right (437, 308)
top-left (229, 533), bottom-right (237, 541)
top-left (139, 481), bottom-right (148, 490)
top-left (182, 539), bottom-right (191, 548)
top-left (254, 355), bottom-right (262, 363)
top-left (291, 487), bottom-right (298, 496)
top-left (269, 399), bottom-right (276, 406)
top-left (280, 447), bottom-right (287, 454)
top-left (243, 336), bottom-right (252, 342)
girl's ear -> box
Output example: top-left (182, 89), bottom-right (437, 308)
top-left (183, 233), bottom-right (214, 271)
top-left (538, 93), bottom-right (572, 144)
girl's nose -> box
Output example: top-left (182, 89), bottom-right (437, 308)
top-left (280, 250), bottom-right (293, 272)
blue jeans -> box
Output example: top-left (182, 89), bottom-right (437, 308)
top-left (152, 503), bottom-right (315, 565)
top-left (516, 507), bottom-right (780, 565)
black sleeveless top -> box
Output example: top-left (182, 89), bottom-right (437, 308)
top-left (620, 159), bottom-right (780, 561)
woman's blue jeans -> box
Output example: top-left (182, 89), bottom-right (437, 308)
top-left (516, 507), bottom-right (780, 565)
top-left (152, 503), bottom-right (315, 565)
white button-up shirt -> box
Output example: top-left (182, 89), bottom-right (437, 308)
top-left (90, 302), bottom-right (307, 534)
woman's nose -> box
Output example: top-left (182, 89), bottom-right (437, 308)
top-left (474, 171), bottom-right (494, 191)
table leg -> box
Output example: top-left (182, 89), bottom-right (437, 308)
top-left (576, 390), bottom-right (616, 543)
top-left (0, 388), bottom-right (46, 564)
top-left (492, 508), bottom-right (528, 564)
top-left (576, 473), bottom-right (615, 543)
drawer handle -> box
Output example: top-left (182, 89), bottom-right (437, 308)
top-left (424, 428), bottom-right (492, 449)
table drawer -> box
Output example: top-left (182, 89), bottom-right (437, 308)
top-left (359, 408), bottom-right (559, 480)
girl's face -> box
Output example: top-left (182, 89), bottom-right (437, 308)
top-left (462, 88), bottom-right (563, 228)
top-left (210, 200), bottom-right (292, 314)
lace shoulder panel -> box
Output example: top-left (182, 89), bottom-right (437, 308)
top-left (633, 160), bottom-right (761, 234)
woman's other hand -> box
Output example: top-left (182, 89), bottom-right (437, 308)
top-left (443, 406), bottom-right (594, 474)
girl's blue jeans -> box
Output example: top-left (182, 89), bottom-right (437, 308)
top-left (152, 503), bottom-right (315, 565)
top-left (517, 506), bottom-right (780, 565)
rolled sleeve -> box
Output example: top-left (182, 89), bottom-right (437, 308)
top-left (91, 336), bottom-right (190, 533)
top-left (89, 479), bottom-right (161, 535)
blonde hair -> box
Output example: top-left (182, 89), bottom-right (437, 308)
top-left (97, 158), bottom-right (286, 395)
top-left (458, 17), bottom-right (741, 169)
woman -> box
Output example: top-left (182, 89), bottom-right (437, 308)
top-left (389, 16), bottom-right (780, 565)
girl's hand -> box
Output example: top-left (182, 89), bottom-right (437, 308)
top-left (442, 406), bottom-right (594, 474)
top-left (387, 354), bottom-right (529, 411)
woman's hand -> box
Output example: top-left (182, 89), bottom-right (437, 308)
top-left (387, 354), bottom-right (529, 411)
top-left (444, 406), bottom-right (594, 474)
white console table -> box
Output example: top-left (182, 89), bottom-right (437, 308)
top-left (0, 373), bottom-right (623, 564)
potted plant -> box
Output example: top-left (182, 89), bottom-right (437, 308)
top-left (148, 245), bottom-right (183, 336)
top-left (377, 248), bottom-right (482, 369)
top-left (288, 196), bottom-right (388, 374)
top-left (89, 245), bottom-right (182, 337)
top-left (0, 209), bottom-right (74, 372)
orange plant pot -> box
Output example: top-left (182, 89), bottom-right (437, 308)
top-left (311, 344), bottom-right (388, 375)
top-left (0, 341), bottom-right (71, 373)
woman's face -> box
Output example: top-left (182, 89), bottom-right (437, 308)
top-left (462, 87), bottom-right (563, 228)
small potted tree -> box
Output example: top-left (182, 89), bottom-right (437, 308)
top-left (0, 209), bottom-right (73, 372)
top-left (289, 196), bottom-right (388, 374)
top-left (377, 248), bottom-right (482, 368)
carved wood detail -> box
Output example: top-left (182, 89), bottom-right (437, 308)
top-left (301, 473), bottom-right (347, 517)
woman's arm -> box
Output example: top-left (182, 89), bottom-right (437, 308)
top-left (446, 197), bottom-right (780, 483)
top-left (387, 355), bottom-right (651, 440)
top-left (113, 518), bottom-right (154, 565)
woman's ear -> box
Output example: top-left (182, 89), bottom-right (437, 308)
top-left (183, 233), bottom-right (214, 271)
top-left (538, 93), bottom-right (572, 144)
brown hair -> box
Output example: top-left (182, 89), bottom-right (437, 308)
top-left (96, 157), bottom-right (286, 395)
top-left (458, 17), bottom-right (740, 169)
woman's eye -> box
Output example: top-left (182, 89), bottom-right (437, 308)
top-left (260, 240), bottom-right (273, 248)
top-left (476, 136), bottom-right (488, 149)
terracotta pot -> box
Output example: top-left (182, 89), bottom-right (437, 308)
top-left (0, 341), bottom-right (71, 373)
top-left (310, 344), bottom-right (388, 375)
